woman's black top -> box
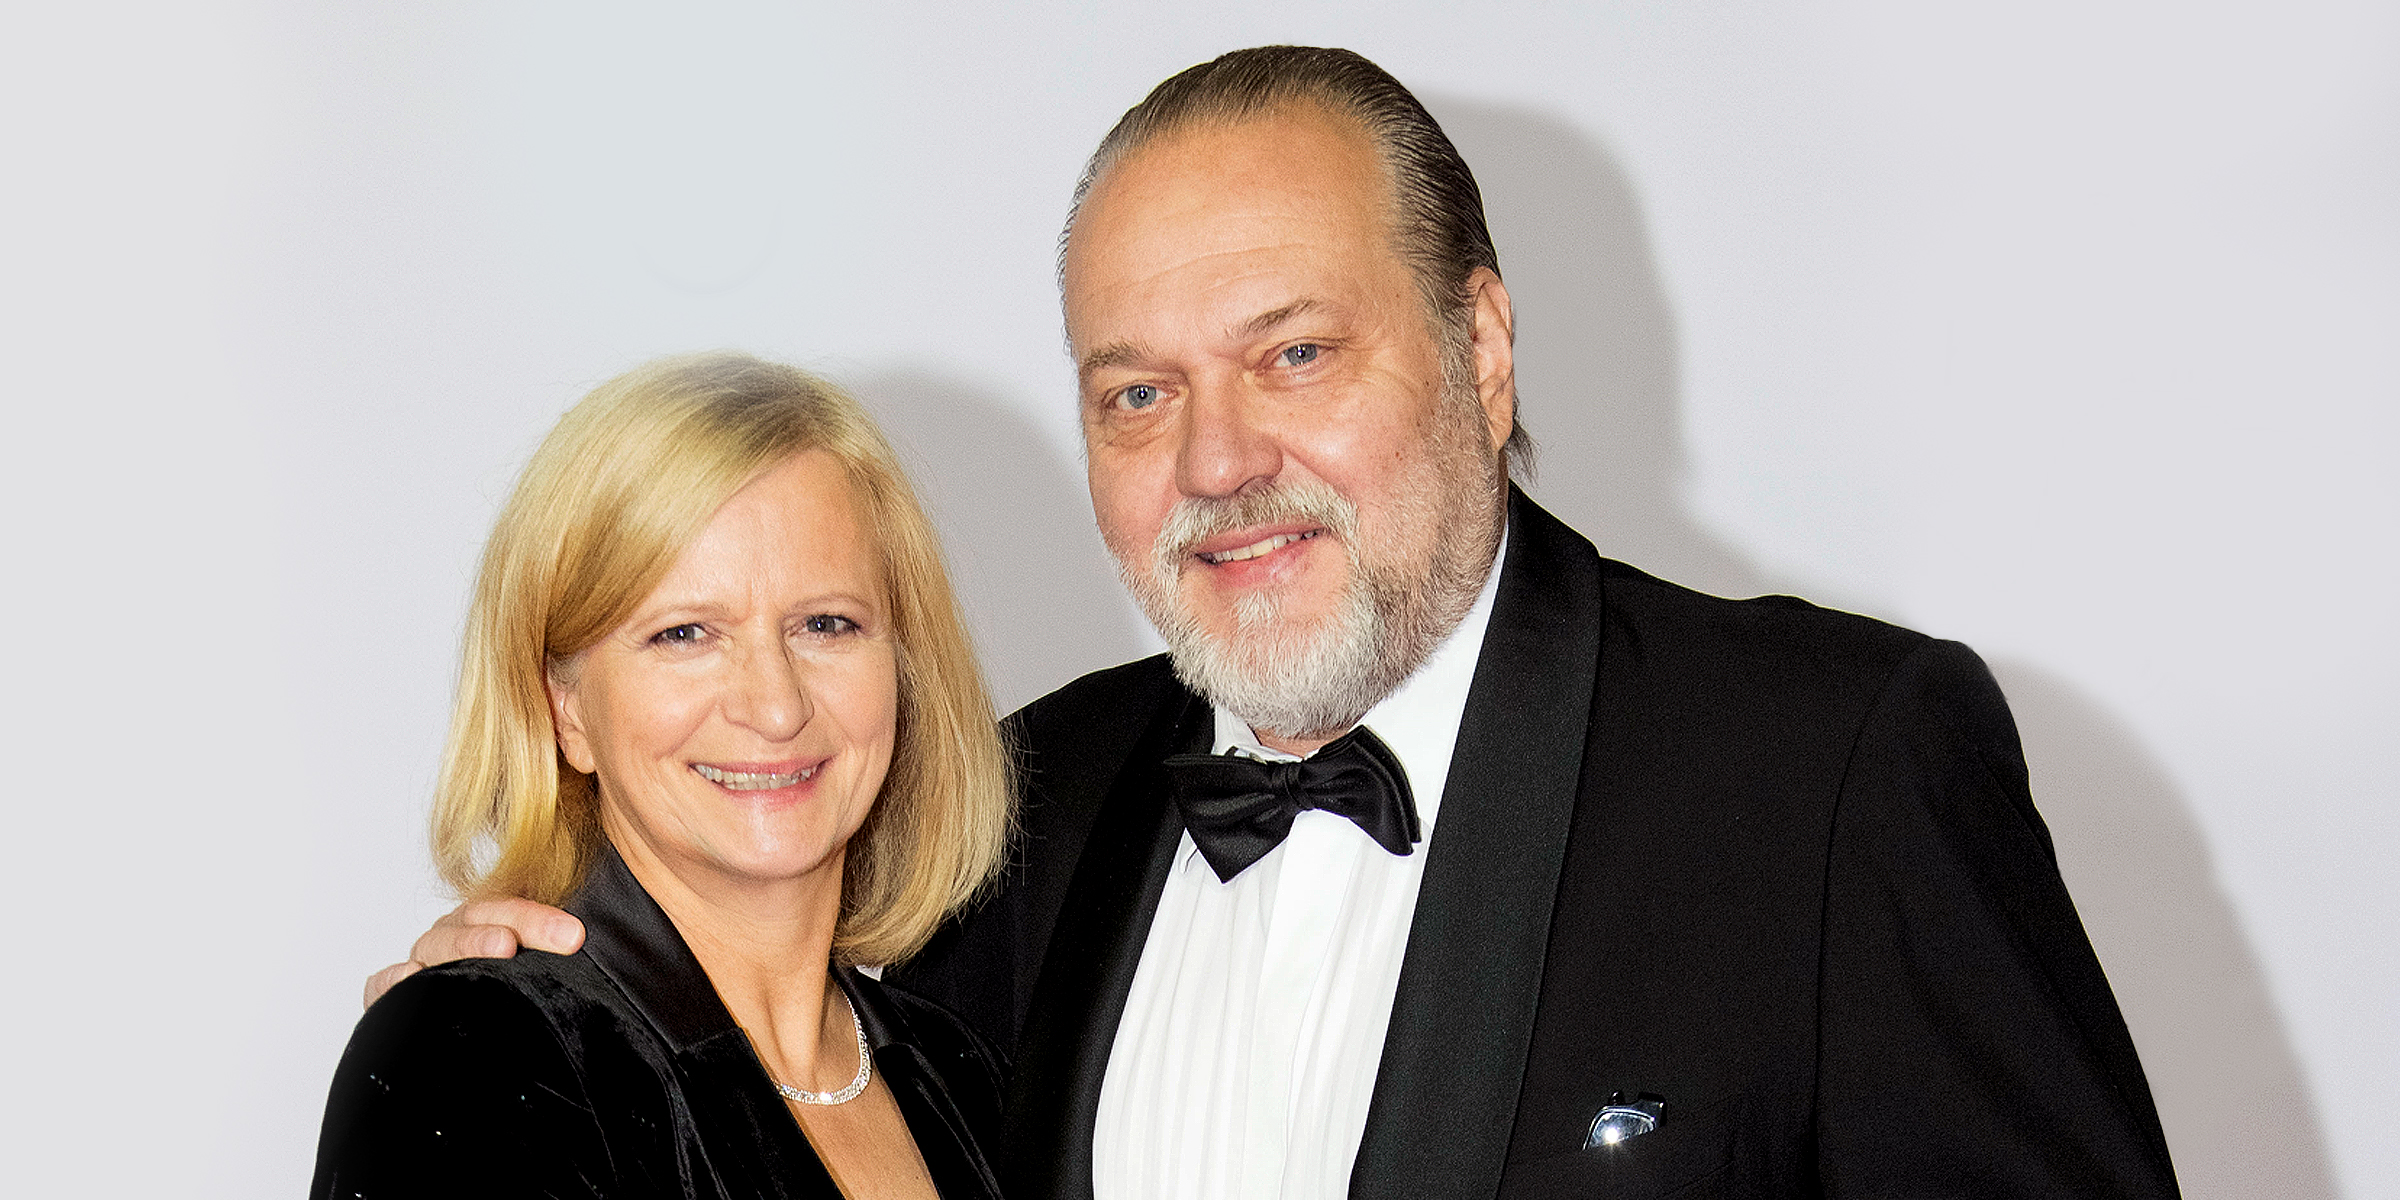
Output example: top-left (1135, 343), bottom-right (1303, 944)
top-left (310, 849), bottom-right (1005, 1199)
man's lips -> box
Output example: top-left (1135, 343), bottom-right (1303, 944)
top-left (1192, 526), bottom-right (1325, 565)
top-left (690, 760), bottom-right (822, 791)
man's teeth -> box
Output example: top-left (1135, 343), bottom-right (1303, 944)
top-left (692, 763), bottom-right (816, 790)
top-left (1198, 530), bottom-right (1319, 564)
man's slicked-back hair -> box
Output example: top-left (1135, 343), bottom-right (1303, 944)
top-left (1063, 45), bottom-right (1531, 472)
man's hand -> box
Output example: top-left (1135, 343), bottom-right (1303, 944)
top-left (362, 898), bottom-right (586, 1008)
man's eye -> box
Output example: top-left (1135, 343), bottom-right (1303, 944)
top-left (802, 614), bottom-right (859, 636)
top-left (652, 623), bottom-right (706, 646)
top-left (1278, 343), bottom-right (1323, 367)
top-left (1116, 384), bottom-right (1161, 410)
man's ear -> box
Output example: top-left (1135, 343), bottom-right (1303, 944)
top-left (1464, 266), bottom-right (1517, 455)
top-left (547, 662), bottom-right (598, 775)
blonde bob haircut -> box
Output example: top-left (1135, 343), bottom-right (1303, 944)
top-left (431, 352), bottom-right (1011, 966)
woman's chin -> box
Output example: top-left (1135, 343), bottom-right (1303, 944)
top-left (687, 838), bottom-right (849, 894)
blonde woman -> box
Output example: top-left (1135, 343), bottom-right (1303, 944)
top-left (311, 354), bottom-right (1013, 1199)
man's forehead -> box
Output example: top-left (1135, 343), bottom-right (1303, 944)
top-left (1067, 111), bottom-right (1391, 265)
top-left (1062, 116), bottom-right (1409, 356)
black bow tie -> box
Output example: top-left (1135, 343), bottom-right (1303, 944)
top-left (1163, 726), bottom-right (1421, 883)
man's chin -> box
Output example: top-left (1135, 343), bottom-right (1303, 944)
top-left (1160, 587), bottom-right (1397, 737)
top-left (1181, 577), bottom-right (1344, 638)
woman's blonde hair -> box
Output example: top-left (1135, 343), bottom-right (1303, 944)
top-left (431, 352), bottom-right (1010, 966)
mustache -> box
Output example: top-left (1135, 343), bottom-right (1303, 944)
top-left (1152, 479), bottom-right (1360, 565)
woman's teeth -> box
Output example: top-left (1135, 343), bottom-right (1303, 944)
top-left (691, 763), bottom-right (816, 790)
top-left (1198, 529), bottom-right (1319, 564)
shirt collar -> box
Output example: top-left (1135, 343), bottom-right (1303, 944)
top-left (1210, 520), bottom-right (1511, 834)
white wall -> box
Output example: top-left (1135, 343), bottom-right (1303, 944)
top-left (3, 3), bottom-right (2391, 1196)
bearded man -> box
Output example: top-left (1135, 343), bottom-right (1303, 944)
top-left (383, 46), bottom-right (2180, 1200)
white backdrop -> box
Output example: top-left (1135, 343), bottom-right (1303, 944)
top-left (3, 3), bottom-right (2392, 1197)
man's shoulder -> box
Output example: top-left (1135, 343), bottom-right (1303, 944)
top-left (1003, 652), bottom-right (1184, 760)
top-left (1591, 556), bottom-right (1938, 685)
top-left (1509, 493), bottom-right (1937, 687)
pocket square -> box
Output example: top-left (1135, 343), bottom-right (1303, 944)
top-left (1584, 1092), bottom-right (1666, 1148)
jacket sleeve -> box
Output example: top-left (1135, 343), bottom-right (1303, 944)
top-left (310, 967), bottom-right (613, 1200)
top-left (1815, 640), bottom-right (2180, 1197)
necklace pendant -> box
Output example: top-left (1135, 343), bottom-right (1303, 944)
top-left (773, 991), bottom-right (874, 1106)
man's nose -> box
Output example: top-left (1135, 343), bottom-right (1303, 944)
top-left (722, 640), bottom-right (811, 741)
top-left (1173, 378), bottom-right (1282, 499)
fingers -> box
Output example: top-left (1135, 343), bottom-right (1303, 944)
top-left (407, 897), bottom-right (586, 972)
top-left (451, 897), bottom-right (586, 956)
top-left (367, 897), bottom-right (590, 1012)
top-left (409, 913), bottom-right (518, 969)
top-left (363, 960), bottom-right (420, 1009)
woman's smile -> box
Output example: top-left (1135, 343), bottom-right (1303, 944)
top-left (691, 759), bottom-right (825, 791)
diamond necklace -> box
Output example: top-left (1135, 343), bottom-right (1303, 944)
top-left (770, 989), bottom-right (871, 1106)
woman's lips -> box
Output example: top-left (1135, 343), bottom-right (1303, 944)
top-left (690, 761), bottom-right (820, 791)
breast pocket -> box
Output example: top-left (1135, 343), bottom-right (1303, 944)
top-left (1499, 1091), bottom-right (1742, 1200)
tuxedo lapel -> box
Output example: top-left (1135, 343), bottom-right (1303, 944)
top-left (1350, 490), bottom-right (1606, 1199)
top-left (998, 688), bottom-right (1210, 1200)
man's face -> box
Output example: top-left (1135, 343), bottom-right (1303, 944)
top-left (1061, 106), bottom-right (1515, 742)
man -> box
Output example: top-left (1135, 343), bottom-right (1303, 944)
top-left (387, 47), bottom-right (2179, 1199)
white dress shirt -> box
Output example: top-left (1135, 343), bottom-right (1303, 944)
top-left (1092, 533), bottom-right (1509, 1200)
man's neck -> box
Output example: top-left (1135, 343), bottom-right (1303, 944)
top-left (1257, 727), bottom-right (1339, 758)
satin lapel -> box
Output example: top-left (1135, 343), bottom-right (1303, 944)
top-left (571, 848), bottom-right (837, 1198)
top-left (998, 688), bottom-right (1209, 1200)
top-left (675, 1031), bottom-right (844, 1199)
top-left (1350, 490), bottom-right (1606, 1199)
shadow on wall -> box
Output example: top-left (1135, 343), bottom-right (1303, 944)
top-left (1432, 96), bottom-right (2340, 1199)
top-left (851, 369), bottom-right (1156, 715)
top-left (1433, 97), bottom-right (1770, 603)
top-left (1993, 662), bottom-right (2341, 1200)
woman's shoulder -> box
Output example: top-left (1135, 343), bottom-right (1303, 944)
top-left (329, 950), bottom-right (644, 1117)
top-left (313, 951), bottom-right (690, 1198)
top-left (371, 949), bottom-right (615, 1030)
top-left (313, 954), bottom-right (623, 1198)
top-left (346, 949), bottom-right (677, 1098)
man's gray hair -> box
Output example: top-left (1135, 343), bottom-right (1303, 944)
top-left (1062, 45), bottom-right (1533, 474)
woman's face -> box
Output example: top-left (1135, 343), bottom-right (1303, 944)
top-left (549, 450), bottom-right (899, 899)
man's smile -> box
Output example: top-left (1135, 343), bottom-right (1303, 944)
top-left (1196, 528), bottom-right (1324, 564)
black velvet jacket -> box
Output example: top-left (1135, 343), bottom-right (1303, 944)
top-left (312, 849), bottom-right (1005, 1199)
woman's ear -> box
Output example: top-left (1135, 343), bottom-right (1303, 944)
top-left (547, 663), bottom-right (598, 775)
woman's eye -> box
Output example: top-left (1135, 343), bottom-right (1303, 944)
top-left (1116, 384), bottom-right (1161, 410)
top-left (1278, 343), bottom-right (1323, 367)
top-left (802, 614), bottom-right (859, 636)
top-left (652, 623), bottom-right (706, 646)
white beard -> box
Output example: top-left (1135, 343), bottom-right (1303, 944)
top-left (1114, 385), bottom-right (1502, 740)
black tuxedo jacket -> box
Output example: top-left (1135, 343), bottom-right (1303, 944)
top-left (892, 490), bottom-right (2178, 1199)
top-left (314, 848), bottom-right (1005, 1200)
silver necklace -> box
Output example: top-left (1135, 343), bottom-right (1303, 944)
top-left (771, 990), bottom-right (872, 1106)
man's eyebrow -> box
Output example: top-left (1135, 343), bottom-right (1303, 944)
top-left (1078, 341), bottom-right (1148, 380)
top-left (1076, 298), bottom-right (1325, 380)
top-left (1237, 298), bottom-right (1321, 339)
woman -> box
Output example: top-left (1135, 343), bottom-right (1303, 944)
top-left (311, 353), bottom-right (1013, 1199)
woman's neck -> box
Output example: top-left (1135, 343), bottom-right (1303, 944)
top-left (605, 829), bottom-right (857, 1094)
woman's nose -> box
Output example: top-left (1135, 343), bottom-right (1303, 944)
top-left (722, 642), bottom-right (811, 741)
